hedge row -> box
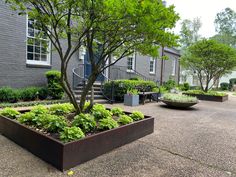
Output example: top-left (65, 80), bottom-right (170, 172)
top-left (0, 87), bottom-right (48, 103)
top-left (103, 80), bottom-right (158, 101)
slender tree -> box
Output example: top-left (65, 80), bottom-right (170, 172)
top-left (181, 39), bottom-right (236, 92)
top-left (6, 0), bottom-right (179, 113)
top-left (212, 8), bottom-right (236, 48)
top-left (179, 17), bottom-right (202, 49)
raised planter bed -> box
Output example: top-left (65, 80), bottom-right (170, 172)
top-left (0, 111), bottom-right (154, 171)
top-left (183, 93), bottom-right (228, 102)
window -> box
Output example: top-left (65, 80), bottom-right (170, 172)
top-left (26, 18), bottom-right (51, 65)
top-left (127, 54), bottom-right (135, 72)
top-left (172, 58), bottom-right (177, 75)
top-left (149, 57), bottom-right (156, 74)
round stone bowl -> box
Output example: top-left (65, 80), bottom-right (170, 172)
top-left (159, 98), bottom-right (199, 108)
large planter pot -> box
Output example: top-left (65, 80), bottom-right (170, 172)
top-left (159, 98), bottom-right (198, 108)
top-left (184, 93), bottom-right (228, 102)
top-left (124, 94), bottom-right (139, 106)
top-left (0, 112), bottom-right (154, 171)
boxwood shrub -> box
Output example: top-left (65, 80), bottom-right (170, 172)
top-left (220, 82), bottom-right (229, 91)
top-left (103, 80), bottom-right (157, 101)
top-left (0, 87), bottom-right (19, 103)
top-left (45, 70), bottom-right (64, 99)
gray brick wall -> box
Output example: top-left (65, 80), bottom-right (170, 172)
top-left (111, 47), bottom-right (180, 83)
top-left (0, 2), bottom-right (80, 88)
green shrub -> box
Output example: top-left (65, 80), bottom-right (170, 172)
top-left (30, 105), bottom-right (48, 115)
top-left (44, 115), bottom-right (68, 132)
top-left (45, 70), bottom-right (64, 99)
top-left (220, 82), bottom-right (229, 90)
top-left (0, 87), bottom-right (19, 103)
top-left (92, 104), bottom-right (112, 120)
top-left (163, 80), bottom-right (176, 91)
top-left (130, 111), bottom-right (144, 121)
top-left (229, 78), bottom-right (236, 90)
top-left (72, 114), bottom-right (96, 133)
top-left (18, 112), bottom-right (36, 125)
top-left (127, 89), bottom-right (139, 95)
top-left (111, 107), bottom-right (124, 116)
top-left (49, 103), bottom-right (74, 116)
top-left (98, 118), bottom-right (119, 130)
top-left (83, 101), bottom-right (91, 111)
top-left (179, 83), bottom-right (190, 91)
top-left (0, 107), bottom-right (20, 119)
top-left (163, 93), bottom-right (198, 103)
top-left (129, 77), bottom-right (140, 81)
top-left (184, 90), bottom-right (227, 96)
top-left (117, 115), bottom-right (133, 125)
top-left (103, 80), bottom-right (157, 101)
top-left (32, 113), bottom-right (50, 128)
top-left (38, 87), bottom-right (48, 100)
top-left (19, 87), bottom-right (40, 101)
top-left (60, 127), bottom-right (85, 143)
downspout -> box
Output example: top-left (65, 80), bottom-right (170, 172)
top-left (178, 57), bottom-right (180, 85)
top-left (160, 46), bottom-right (164, 85)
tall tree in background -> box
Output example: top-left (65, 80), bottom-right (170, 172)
top-left (212, 8), bottom-right (236, 47)
top-left (181, 39), bottom-right (236, 92)
top-left (6, 0), bottom-right (179, 113)
top-left (179, 17), bottom-right (202, 49)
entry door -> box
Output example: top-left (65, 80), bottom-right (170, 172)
top-left (84, 50), bottom-right (105, 82)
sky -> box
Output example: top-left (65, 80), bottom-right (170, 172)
top-left (166, 0), bottom-right (236, 38)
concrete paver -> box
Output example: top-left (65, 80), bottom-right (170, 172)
top-left (1, 96), bottom-right (236, 176)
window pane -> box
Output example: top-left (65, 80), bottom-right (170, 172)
top-left (28, 20), bottom-right (34, 29)
top-left (35, 39), bottom-right (40, 46)
top-left (27, 38), bottom-right (34, 45)
top-left (34, 54), bottom-right (40, 61)
top-left (28, 28), bottom-right (34, 37)
top-left (41, 55), bottom-right (47, 61)
top-left (41, 47), bottom-right (47, 54)
top-left (27, 45), bottom-right (33, 53)
top-left (35, 46), bottom-right (40, 53)
top-left (27, 53), bottom-right (33, 60)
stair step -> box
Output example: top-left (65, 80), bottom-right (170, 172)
top-left (74, 90), bottom-right (102, 95)
top-left (74, 87), bottom-right (101, 91)
top-left (75, 95), bottom-right (104, 100)
top-left (76, 99), bottom-right (108, 104)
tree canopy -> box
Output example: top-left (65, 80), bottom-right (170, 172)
top-left (179, 17), bottom-right (202, 49)
top-left (213, 8), bottom-right (236, 47)
top-left (5, 0), bottom-right (180, 113)
top-left (181, 39), bottom-right (236, 92)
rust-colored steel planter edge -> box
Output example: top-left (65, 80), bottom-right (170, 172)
top-left (183, 93), bottom-right (228, 102)
top-left (0, 114), bottom-right (154, 171)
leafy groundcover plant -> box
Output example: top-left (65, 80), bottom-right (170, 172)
top-left (0, 103), bottom-right (146, 143)
top-left (183, 90), bottom-right (227, 97)
top-left (163, 93), bottom-right (198, 103)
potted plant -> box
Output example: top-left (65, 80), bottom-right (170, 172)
top-left (124, 89), bottom-right (139, 106)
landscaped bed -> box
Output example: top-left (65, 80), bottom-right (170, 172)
top-left (0, 104), bottom-right (154, 171)
top-left (160, 93), bottom-right (198, 108)
top-left (183, 90), bottom-right (228, 102)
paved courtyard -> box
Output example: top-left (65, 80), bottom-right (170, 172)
top-left (1, 96), bottom-right (236, 177)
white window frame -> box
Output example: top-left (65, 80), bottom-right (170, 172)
top-left (26, 15), bottom-right (51, 66)
top-left (172, 58), bottom-right (176, 76)
top-left (127, 53), bottom-right (135, 73)
top-left (149, 57), bottom-right (156, 74)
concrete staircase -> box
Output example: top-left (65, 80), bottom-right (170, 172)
top-left (74, 82), bottom-right (107, 104)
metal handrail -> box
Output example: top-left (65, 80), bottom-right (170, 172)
top-left (72, 64), bottom-right (158, 103)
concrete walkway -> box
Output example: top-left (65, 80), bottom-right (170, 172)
top-left (1, 96), bottom-right (236, 177)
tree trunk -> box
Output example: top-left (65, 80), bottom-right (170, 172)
top-left (79, 73), bottom-right (98, 112)
top-left (60, 66), bottom-right (81, 114)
